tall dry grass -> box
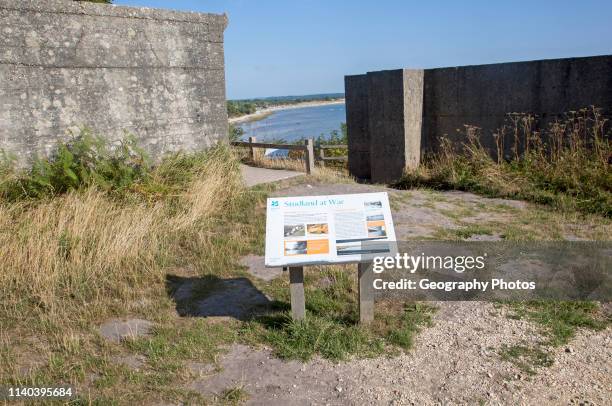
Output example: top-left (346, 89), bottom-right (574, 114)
top-left (0, 146), bottom-right (243, 326)
top-left (398, 107), bottom-right (611, 216)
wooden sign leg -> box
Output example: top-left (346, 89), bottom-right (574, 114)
top-left (358, 262), bottom-right (374, 324)
top-left (289, 266), bottom-right (305, 320)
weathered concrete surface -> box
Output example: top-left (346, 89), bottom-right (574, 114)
top-left (402, 70), bottom-right (424, 171)
top-left (0, 0), bottom-right (228, 163)
top-left (345, 55), bottom-right (612, 182)
top-left (240, 164), bottom-right (302, 187)
top-left (348, 69), bottom-right (424, 183)
top-left (345, 74), bottom-right (370, 179)
top-left (367, 70), bottom-right (404, 183)
top-left (422, 55), bottom-right (612, 155)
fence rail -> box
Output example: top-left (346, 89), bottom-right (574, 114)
top-left (230, 136), bottom-right (348, 173)
top-left (318, 144), bottom-right (348, 167)
top-left (230, 141), bottom-right (306, 151)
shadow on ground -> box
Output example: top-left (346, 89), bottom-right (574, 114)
top-left (165, 274), bottom-right (278, 321)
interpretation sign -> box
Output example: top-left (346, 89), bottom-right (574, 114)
top-left (265, 192), bottom-right (397, 267)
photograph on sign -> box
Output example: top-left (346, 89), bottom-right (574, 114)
top-left (265, 192), bottom-right (397, 267)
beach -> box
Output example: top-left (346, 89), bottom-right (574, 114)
top-left (228, 99), bottom-right (345, 124)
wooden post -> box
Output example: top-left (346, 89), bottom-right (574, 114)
top-left (248, 136), bottom-right (256, 160)
top-left (289, 266), bottom-right (305, 320)
top-left (304, 138), bottom-right (315, 174)
top-left (319, 146), bottom-right (325, 168)
top-left (358, 262), bottom-right (374, 324)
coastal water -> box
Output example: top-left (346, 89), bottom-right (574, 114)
top-left (238, 103), bottom-right (346, 142)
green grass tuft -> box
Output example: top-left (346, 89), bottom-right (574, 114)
top-left (219, 386), bottom-right (249, 405)
top-left (500, 344), bottom-right (554, 375)
top-left (246, 267), bottom-right (437, 362)
top-left (508, 300), bottom-right (608, 346)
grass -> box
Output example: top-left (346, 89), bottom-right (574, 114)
top-left (0, 132), bottom-right (435, 404)
top-left (240, 265), bottom-right (436, 362)
top-left (1, 128), bottom-right (608, 402)
top-left (424, 189), bottom-right (611, 242)
top-left (499, 344), bottom-right (554, 376)
top-left (450, 224), bottom-right (495, 239)
top-left (125, 321), bottom-right (236, 369)
top-left (506, 300), bottom-right (608, 346)
top-left (395, 107), bottom-right (611, 217)
top-left (0, 131), bottom-right (252, 403)
top-left (499, 300), bottom-right (608, 375)
top-left (218, 386), bottom-right (249, 405)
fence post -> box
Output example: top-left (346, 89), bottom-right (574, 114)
top-left (248, 136), bottom-right (256, 160)
top-left (319, 146), bottom-right (325, 168)
top-left (304, 138), bottom-right (315, 174)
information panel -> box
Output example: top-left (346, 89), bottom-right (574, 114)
top-left (265, 192), bottom-right (397, 267)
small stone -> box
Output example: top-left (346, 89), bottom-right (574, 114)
top-left (565, 346), bottom-right (575, 354)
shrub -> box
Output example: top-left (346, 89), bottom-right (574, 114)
top-left (0, 129), bottom-right (150, 200)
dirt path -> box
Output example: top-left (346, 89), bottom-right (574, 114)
top-left (240, 164), bottom-right (303, 187)
top-left (186, 180), bottom-right (611, 405)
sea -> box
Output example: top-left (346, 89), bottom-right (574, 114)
top-left (237, 103), bottom-right (346, 143)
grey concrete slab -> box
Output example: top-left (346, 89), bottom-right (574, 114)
top-left (239, 254), bottom-right (283, 281)
top-left (98, 318), bottom-right (153, 343)
top-left (240, 164), bottom-right (303, 187)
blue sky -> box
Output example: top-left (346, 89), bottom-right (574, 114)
top-left (114, 0), bottom-right (612, 99)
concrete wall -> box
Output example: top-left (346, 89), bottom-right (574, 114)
top-left (345, 55), bottom-right (612, 183)
top-left (0, 0), bottom-right (228, 163)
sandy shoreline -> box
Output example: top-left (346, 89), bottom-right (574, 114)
top-left (228, 99), bottom-right (345, 124)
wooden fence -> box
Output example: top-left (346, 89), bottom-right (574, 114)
top-left (230, 136), bottom-right (348, 174)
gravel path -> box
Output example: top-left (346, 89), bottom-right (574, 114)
top-left (190, 302), bottom-right (610, 405)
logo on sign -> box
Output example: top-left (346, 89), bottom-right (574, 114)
top-left (271, 200), bottom-right (279, 207)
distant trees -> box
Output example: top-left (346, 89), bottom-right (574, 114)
top-left (74, 0), bottom-right (113, 4)
top-left (227, 94), bottom-right (344, 119)
top-left (227, 101), bottom-right (259, 118)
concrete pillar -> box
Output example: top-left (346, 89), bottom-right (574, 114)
top-left (368, 69), bottom-right (424, 184)
top-left (345, 69), bottom-right (424, 184)
top-left (345, 74), bottom-right (371, 180)
top-left (402, 69), bottom-right (425, 171)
